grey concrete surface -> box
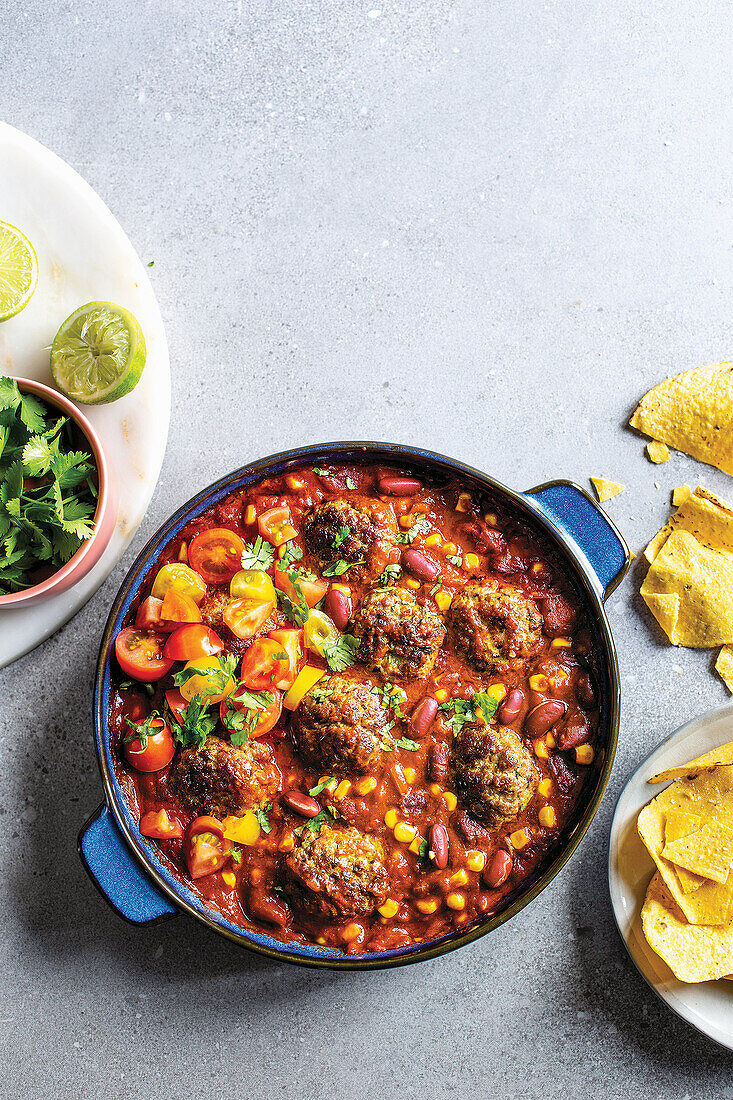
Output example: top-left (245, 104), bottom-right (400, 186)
top-left (1, 2), bottom-right (732, 1097)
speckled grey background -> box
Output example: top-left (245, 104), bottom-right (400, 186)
top-left (1, 2), bottom-right (733, 1097)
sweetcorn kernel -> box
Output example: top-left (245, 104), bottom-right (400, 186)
top-left (442, 541), bottom-right (458, 555)
top-left (484, 512), bottom-right (497, 526)
top-left (403, 767), bottom-right (417, 785)
top-left (529, 674), bottom-right (549, 692)
top-left (384, 808), bottom-right (399, 829)
top-left (355, 776), bottom-right (377, 796)
top-left (534, 739), bottom-right (550, 760)
top-left (221, 871), bottom-right (236, 888)
top-left (416, 898), bottom-right (438, 914)
top-left (409, 835), bottom-right (425, 855)
top-left (331, 583), bottom-right (351, 594)
top-left (342, 923), bottom-right (363, 943)
top-left (551, 637), bottom-right (572, 648)
top-left (435, 591), bottom-right (452, 612)
top-left (278, 832), bottom-right (295, 853)
top-left (430, 782), bottom-right (443, 796)
top-left (425, 532), bottom-right (442, 547)
top-left (319, 776), bottom-right (338, 793)
top-left (537, 777), bottom-right (552, 798)
top-left (334, 780), bottom-right (352, 800)
top-left (277, 544), bottom-right (288, 559)
top-left (545, 732), bottom-right (556, 749)
top-left (442, 791), bottom-right (458, 812)
top-left (485, 683), bottom-right (507, 703)
top-left (399, 514), bottom-right (414, 529)
top-left (538, 805), bottom-right (557, 828)
top-left (405, 577), bottom-right (421, 590)
top-left (531, 562), bottom-right (544, 574)
top-left (285, 474), bottom-right (305, 490)
top-left (464, 553), bottom-right (480, 571)
top-left (244, 504), bottom-right (257, 525)
top-left (446, 892), bottom-right (466, 910)
top-left (455, 492), bottom-right (472, 512)
top-left (394, 822), bottom-right (418, 843)
top-left (509, 828), bottom-right (531, 850)
top-left (466, 850), bottom-right (486, 873)
top-left (576, 745), bottom-right (595, 765)
top-left (378, 899), bottom-right (399, 918)
top-left (434, 688), bottom-right (449, 703)
top-left (449, 869), bottom-right (469, 887)
top-left (178, 541), bottom-right (188, 563)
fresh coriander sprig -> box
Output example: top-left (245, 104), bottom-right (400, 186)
top-left (167, 694), bottom-right (217, 750)
top-left (322, 558), bottom-right (364, 577)
top-left (396, 514), bottom-right (431, 545)
top-left (241, 535), bottom-right (275, 571)
top-left (322, 632), bottom-right (360, 672)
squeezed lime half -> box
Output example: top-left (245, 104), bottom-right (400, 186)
top-left (50, 301), bottom-right (146, 404)
top-left (0, 221), bottom-right (38, 321)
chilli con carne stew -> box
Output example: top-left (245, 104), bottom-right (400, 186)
top-left (109, 464), bottom-right (601, 954)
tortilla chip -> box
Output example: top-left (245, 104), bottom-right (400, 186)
top-left (649, 740), bottom-right (733, 783)
top-left (672, 485), bottom-right (692, 507)
top-left (637, 766), bottom-right (733, 924)
top-left (641, 871), bottom-right (733, 982)
top-left (647, 440), bottom-right (670, 463)
top-left (643, 486), bottom-right (733, 564)
top-left (663, 822), bottom-right (733, 885)
top-left (716, 646), bottom-right (733, 693)
top-left (664, 811), bottom-right (706, 892)
top-left (630, 361), bottom-right (733, 475)
top-left (590, 477), bottom-right (624, 503)
top-left (640, 528), bottom-right (733, 646)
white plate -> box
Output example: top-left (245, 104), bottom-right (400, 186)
top-left (0, 122), bottom-right (170, 667)
top-left (609, 701), bottom-right (733, 1050)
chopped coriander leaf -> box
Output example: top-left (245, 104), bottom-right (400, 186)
top-left (395, 735), bottom-right (420, 751)
top-left (124, 710), bottom-right (163, 751)
top-left (439, 693), bottom-right (498, 735)
top-left (173, 653), bottom-right (239, 694)
top-left (322, 631), bottom-right (360, 672)
top-left (332, 525), bottom-right (351, 549)
top-left (473, 691), bottom-right (500, 725)
top-left (309, 777), bottom-right (336, 796)
top-left (396, 514), bottom-right (431, 545)
top-left (295, 807), bottom-right (329, 837)
top-left (430, 574), bottom-right (443, 596)
top-left (345, 476), bottom-right (357, 491)
top-left (167, 694), bottom-right (217, 750)
top-left (313, 467), bottom-right (330, 477)
top-left (118, 680), bottom-right (134, 691)
top-left (373, 681), bottom-right (407, 717)
top-left (308, 684), bottom-right (332, 704)
top-left (147, 260), bottom-right (155, 267)
top-left (276, 572), bottom-right (310, 626)
top-left (447, 552), bottom-right (463, 567)
top-left (322, 558), bottom-right (364, 577)
top-left (279, 540), bottom-right (304, 569)
top-left (255, 803), bottom-right (273, 834)
top-left (241, 535), bottom-right (275, 571)
top-left (417, 838), bottom-right (429, 860)
top-left (230, 846), bottom-right (242, 864)
top-left (375, 563), bottom-right (402, 587)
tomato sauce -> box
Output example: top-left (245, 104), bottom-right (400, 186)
top-left (108, 463), bottom-right (602, 955)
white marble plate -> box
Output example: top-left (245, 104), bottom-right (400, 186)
top-left (0, 122), bottom-right (170, 667)
top-left (609, 702), bottom-right (733, 1050)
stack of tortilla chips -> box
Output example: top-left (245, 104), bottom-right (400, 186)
top-left (639, 744), bottom-right (733, 982)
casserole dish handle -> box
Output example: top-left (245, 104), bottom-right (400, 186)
top-left (524, 480), bottom-right (630, 600)
top-left (78, 804), bottom-right (177, 925)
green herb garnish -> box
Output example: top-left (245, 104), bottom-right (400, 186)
top-left (221, 689), bottom-right (276, 746)
top-left (167, 694), bottom-right (217, 750)
top-left (276, 571), bottom-right (310, 626)
top-left (345, 476), bottom-right (356, 491)
top-left (395, 735), bottom-right (420, 751)
top-left (279, 540), bottom-right (303, 569)
top-left (447, 552), bottom-right (463, 567)
top-left (430, 574), bottom-right (443, 596)
top-left (439, 692), bottom-right (499, 735)
top-left (322, 631), bottom-right (360, 672)
top-left (332, 525), bottom-right (351, 550)
top-left (373, 681), bottom-right (407, 717)
top-left (173, 653), bottom-right (239, 694)
top-left (295, 807), bottom-right (329, 837)
top-left (396, 514), bottom-right (431, 545)
top-left (375, 563), bottom-right (402, 587)
top-left (241, 535), bottom-right (275, 571)
top-left (309, 777), bottom-right (335, 796)
top-left (255, 803), bottom-right (273, 834)
top-left (322, 558), bottom-right (364, 577)
top-left (313, 467), bottom-right (330, 477)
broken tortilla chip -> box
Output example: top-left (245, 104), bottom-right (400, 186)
top-left (643, 486), bottom-right (733, 565)
top-left (716, 646), bottom-right (733, 693)
top-left (640, 528), bottom-right (733, 646)
top-left (672, 485), bottom-right (692, 507)
top-left (663, 821), bottom-right (733, 886)
top-left (664, 811), bottom-right (706, 893)
top-left (590, 477), bottom-right (624, 503)
top-left (649, 740), bottom-right (733, 783)
top-left (630, 361), bottom-right (733, 475)
top-left (641, 871), bottom-right (733, 983)
top-left (647, 440), bottom-right (670, 463)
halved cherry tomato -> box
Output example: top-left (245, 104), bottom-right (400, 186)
top-left (159, 589), bottom-right (202, 631)
top-left (239, 638), bottom-right (290, 690)
top-left (274, 567), bottom-right (328, 608)
top-left (220, 683), bottom-right (283, 736)
top-left (115, 628), bottom-right (174, 682)
top-left (178, 656), bottom-right (237, 704)
top-left (165, 688), bottom-right (188, 723)
top-left (163, 624), bottom-right (224, 661)
top-left (135, 596), bottom-right (163, 631)
top-left (139, 808), bottom-right (184, 840)
top-left (123, 718), bottom-right (175, 772)
top-left (258, 506), bottom-right (297, 547)
top-left (230, 569), bottom-right (275, 602)
top-left (151, 562), bottom-right (207, 604)
top-left (188, 528), bottom-right (246, 585)
top-left (268, 627), bottom-right (303, 689)
top-left (222, 597), bottom-right (274, 640)
top-left (186, 815), bottom-right (232, 879)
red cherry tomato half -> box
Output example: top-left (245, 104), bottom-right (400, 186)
top-left (165, 688), bottom-right (188, 724)
top-left (163, 623), bottom-right (224, 661)
top-left (258, 506), bottom-right (297, 547)
top-left (268, 627), bottom-right (303, 690)
top-left (139, 808), bottom-right (184, 840)
top-left (274, 568), bottom-right (328, 609)
top-left (188, 527), bottom-right (246, 585)
top-left (115, 627), bottom-right (174, 682)
top-left (220, 684), bottom-right (283, 737)
top-left (239, 638), bottom-right (290, 690)
top-left (123, 719), bottom-right (175, 772)
top-left (186, 815), bottom-right (232, 879)
top-left (222, 597), bottom-right (273, 640)
top-left (135, 596), bottom-right (163, 631)
top-left (159, 589), bottom-right (202, 631)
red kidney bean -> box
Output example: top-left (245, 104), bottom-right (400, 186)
top-left (484, 849), bottom-right (512, 888)
top-left (558, 717), bottom-right (590, 750)
top-left (377, 475), bottom-right (423, 496)
top-left (401, 548), bottom-right (440, 583)
top-left (248, 888), bottom-right (290, 927)
top-left (541, 593), bottom-right (577, 636)
top-left (429, 823), bottom-right (449, 869)
top-left (524, 700), bottom-right (566, 738)
top-left (283, 791), bottom-right (321, 818)
top-left (576, 672), bottom-right (596, 709)
top-left (428, 741), bottom-right (449, 785)
top-left (324, 587), bottom-right (352, 631)
top-left (410, 697), bottom-right (438, 737)
top-left (498, 688), bottom-right (524, 725)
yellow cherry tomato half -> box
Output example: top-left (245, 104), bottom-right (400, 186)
top-left (222, 812), bottom-right (262, 846)
top-left (178, 655), bottom-right (237, 704)
top-left (230, 568), bottom-right (276, 602)
top-left (151, 562), bottom-right (207, 605)
top-left (304, 609), bottom-right (339, 656)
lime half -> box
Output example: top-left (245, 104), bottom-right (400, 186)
top-left (0, 222), bottom-right (38, 321)
top-left (50, 301), bottom-right (146, 404)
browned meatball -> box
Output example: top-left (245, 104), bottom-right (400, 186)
top-left (447, 579), bottom-right (543, 673)
top-left (168, 735), bottom-right (280, 818)
top-left (290, 675), bottom-right (391, 773)
top-left (198, 589), bottom-right (229, 629)
top-left (351, 587), bottom-right (445, 680)
top-left (302, 498), bottom-right (396, 573)
top-left (452, 721), bottom-right (537, 829)
top-left (285, 823), bottom-right (389, 918)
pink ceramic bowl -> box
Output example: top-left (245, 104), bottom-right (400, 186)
top-left (0, 378), bottom-right (118, 608)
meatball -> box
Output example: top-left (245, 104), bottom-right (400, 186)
top-left (289, 674), bottom-right (391, 773)
top-left (351, 587), bottom-right (445, 681)
top-left (302, 498), bottom-right (396, 570)
top-left (447, 579), bottom-right (543, 673)
top-left (452, 721), bottom-right (537, 829)
top-left (285, 823), bottom-right (389, 918)
top-left (199, 589), bottom-right (229, 629)
top-left (168, 735), bottom-right (279, 818)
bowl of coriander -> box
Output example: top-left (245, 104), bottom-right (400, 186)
top-left (0, 376), bottom-right (118, 606)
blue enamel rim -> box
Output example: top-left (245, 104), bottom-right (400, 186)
top-left (91, 442), bottom-right (626, 969)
